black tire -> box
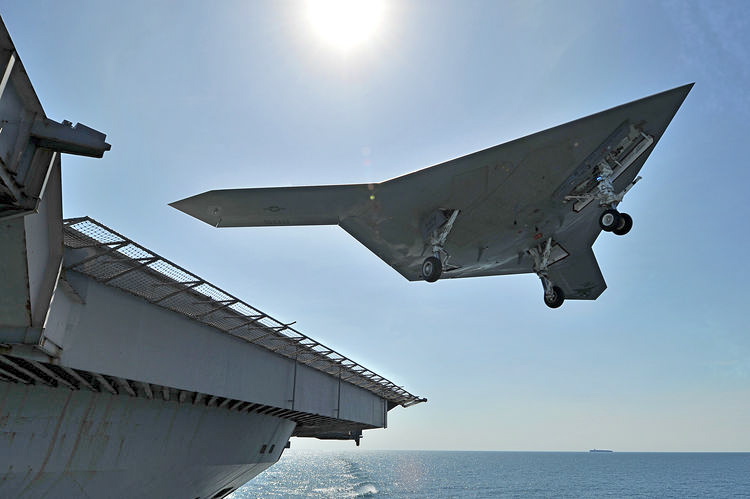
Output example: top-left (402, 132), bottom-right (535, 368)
top-left (599, 209), bottom-right (621, 232)
top-left (544, 285), bottom-right (565, 308)
top-left (613, 212), bottom-right (633, 236)
top-left (422, 256), bottom-right (442, 282)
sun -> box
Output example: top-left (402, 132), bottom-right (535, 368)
top-left (306, 0), bottom-right (385, 51)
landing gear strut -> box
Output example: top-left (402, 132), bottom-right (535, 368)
top-left (566, 160), bottom-right (640, 237)
top-left (421, 209), bottom-right (459, 282)
top-left (529, 237), bottom-right (566, 308)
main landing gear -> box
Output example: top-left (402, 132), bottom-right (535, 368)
top-left (529, 237), bottom-right (565, 309)
top-left (565, 161), bottom-right (640, 237)
top-left (599, 209), bottom-right (633, 236)
top-left (421, 209), bottom-right (460, 282)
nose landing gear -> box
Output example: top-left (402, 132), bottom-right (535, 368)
top-left (543, 283), bottom-right (565, 309)
top-left (421, 256), bottom-right (442, 283)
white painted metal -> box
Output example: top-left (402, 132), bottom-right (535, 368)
top-left (0, 50), bottom-right (16, 104)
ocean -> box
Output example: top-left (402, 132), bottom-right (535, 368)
top-left (230, 450), bottom-right (750, 498)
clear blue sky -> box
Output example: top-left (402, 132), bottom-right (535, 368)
top-left (2, 1), bottom-right (747, 451)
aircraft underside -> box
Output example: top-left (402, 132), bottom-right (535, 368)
top-left (171, 84), bottom-right (693, 308)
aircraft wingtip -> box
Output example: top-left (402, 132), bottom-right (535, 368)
top-left (168, 192), bottom-right (223, 227)
top-left (168, 197), bottom-right (204, 221)
top-left (676, 82), bottom-right (695, 104)
top-left (168, 198), bottom-right (186, 212)
top-left (655, 83), bottom-right (694, 109)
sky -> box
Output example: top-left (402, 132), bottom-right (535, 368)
top-left (1, 0), bottom-right (748, 452)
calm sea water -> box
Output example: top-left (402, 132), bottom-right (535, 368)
top-left (230, 450), bottom-right (750, 498)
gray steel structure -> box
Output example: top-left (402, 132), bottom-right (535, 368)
top-left (0, 15), bottom-right (423, 499)
top-left (61, 217), bottom-right (423, 412)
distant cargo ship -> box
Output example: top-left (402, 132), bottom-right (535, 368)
top-left (589, 449), bottom-right (614, 453)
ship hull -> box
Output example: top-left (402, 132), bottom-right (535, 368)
top-left (0, 381), bottom-right (294, 498)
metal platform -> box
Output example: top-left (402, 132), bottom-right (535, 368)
top-left (62, 216), bottom-right (425, 409)
top-left (0, 351), bottom-right (376, 435)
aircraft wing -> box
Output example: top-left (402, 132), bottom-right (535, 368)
top-left (169, 184), bottom-right (373, 227)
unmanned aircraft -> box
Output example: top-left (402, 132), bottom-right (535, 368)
top-left (172, 84), bottom-right (692, 308)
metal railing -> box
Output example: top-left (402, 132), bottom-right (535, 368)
top-left (62, 217), bottom-right (426, 408)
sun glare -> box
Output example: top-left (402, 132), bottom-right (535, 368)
top-left (307, 0), bottom-right (385, 51)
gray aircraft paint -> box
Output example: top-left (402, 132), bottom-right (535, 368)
top-left (172, 84), bottom-right (692, 303)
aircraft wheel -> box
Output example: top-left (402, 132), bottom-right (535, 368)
top-left (544, 286), bottom-right (565, 308)
top-left (599, 209), bottom-right (622, 232)
top-left (422, 256), bottom-right (442, 283)
top-left (613, 213), bottom-right (633, 236)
